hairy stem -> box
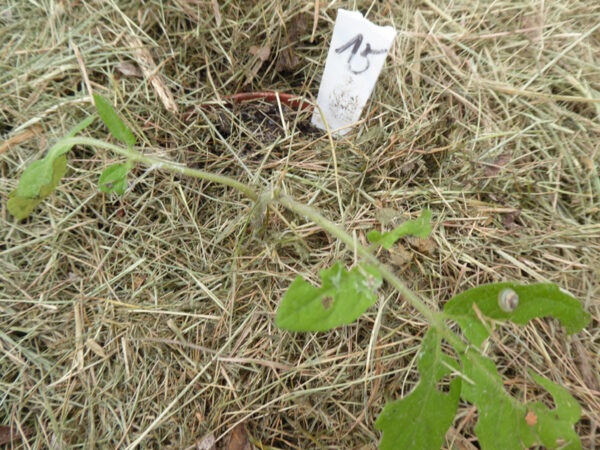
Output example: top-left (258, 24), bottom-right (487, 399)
top-left (276, 195), bottom-right (466, 351)
top-left (62, 136), bottom-right (466, 351)
top-left (60, 137), bottom-right (259, 201)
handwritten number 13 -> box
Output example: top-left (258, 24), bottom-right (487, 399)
top-left (335, 34), bottom-right (387, 74)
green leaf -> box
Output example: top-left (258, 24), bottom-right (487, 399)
top-left (367, 209), bottom-right (432, 249)
top-left (275, 262), bottom-right (382, 332)
top-left (15, 140), bottom-right (73, 198)
top-left (8, 155), bottom-right (67, 220)
top-left (523, 371), bottom-right (582, 449)
top-left (375, 329), bottom-right (461, 450)
top-left (8, 116), bottom-right (93, 219)
top-left (66, 115), bottom-right (95, 138)
top-left (14, 158), bottom-right (52, 198)
top-left (98, 162), bottom-right (131, 195)
top-left (461, 350), bottom-right (523, 450)
top-left (10, 116), bottom-right (94, 201)
top-left (93, 94), bottom-right (136, 148)
top-left (460, 349), bottom-right (582, 449)
top-left (444, 283), bottom-right (590, 347)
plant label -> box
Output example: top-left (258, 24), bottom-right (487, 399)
top-left (311, 9), bottom-right (396, 136)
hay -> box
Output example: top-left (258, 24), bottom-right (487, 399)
top-left (1, 0), bottom-right (599, 447)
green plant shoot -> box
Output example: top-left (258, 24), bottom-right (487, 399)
top-left (7, 95), bottom-right (136, 220)
top-left (93, 94), bottom-right (136, 195)
top-left (7, 155), bottom-right (67, 220)
top-left (5, 90), bottom-right (592, 449)
top-left (460, 350), bottom-right (582, 449)
top-left (99, 161), bottom-right (133, 195)
top-left (93, 94), bottom-right (136, 148)
top-left (367, 208), bottom-right (432, 249)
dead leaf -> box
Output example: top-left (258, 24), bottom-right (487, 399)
top-left (0, 124), bottom-right (42, 155)
top-left (249, 45), bottom-right (270, 62)
top-left (573, 339), bottom-right (600, 391)
top-left (485, 150), bottom-right (513, 177)
top-left (287, 16), bottom-right (308, 45)
top-left (525, 410), bottom-right (537, 426)
top-left (405, 236), bottom-right (436, 255)
top-left (390, 245), bottom-right (413, 267)
top-left (375, 208), bottom-right (403, 226)
top-left (225, 423), bottom-right (252, 450)
top-left (276, 48), bottom-right (299, 73)
top-left (211, 0), bottom-right (221, 26)
top-left (276, 14), bottom-right (308, 72)
top-left (133, 274), bottom-right (147, 290)
top-left (501, 209), bottom-right (521, 230)
top-left (125, 36), bottom-right (179, 114)
top-left (0, 425), bottom-right (33, 446)
top-left (115, 61), bottom-right (143, 78)
top-left (245, 44), bottom-right (271, 85)
top-left (85, 338), bottom-right (108, 358)
top-left (196, 432), bottom-right (216, 450)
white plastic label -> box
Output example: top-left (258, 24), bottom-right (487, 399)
top-left (311, 9), bottom-right (396, 136)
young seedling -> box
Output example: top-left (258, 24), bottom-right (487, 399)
top-left (7, 95), bottom-right (591, 449)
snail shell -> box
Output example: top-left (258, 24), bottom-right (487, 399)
top-left (498, 288), bottom-right (519, 312)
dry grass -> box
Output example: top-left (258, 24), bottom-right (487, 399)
top-left (1, 0), bottom-right (599, 448)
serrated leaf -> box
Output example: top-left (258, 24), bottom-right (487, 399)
top-left (93, 94), bottom-right (136, 148)
top-left (275, 262), bottom-right (382, 332)
top-left (8, 155), bottom-right (67, 220)
top-left (461, 350), bottom-right (523, 450)
top-left (460, 349), bottom-right (581, 449)
top-left (375, 329), bottom-right (461, 450)
top-left (522, 371), bottom-right (582, 449)
top-left (367, 209), bottom-right (432, 249)
top-left (444, 283), bottom-right (590, 347)
top-left (98, 163), bottom-right (130, 195)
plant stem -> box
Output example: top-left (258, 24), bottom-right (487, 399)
top-left (277, 195), bottom-right (466, 352)
top-left (63, 136), bottom-right (466, 351)
top-left (60, 137), bottom-right (259, 202)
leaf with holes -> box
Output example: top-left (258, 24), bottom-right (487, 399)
top-left (275, 262), bottom-right (382, 332)
top-left (368, 209), bottom-right (432, 249)
top-left (444, 283), bottom-right (591, 347)
top-left (460, 349), bottom-right (582, 449)
top-left (375, 328), bottom-right (461, 450)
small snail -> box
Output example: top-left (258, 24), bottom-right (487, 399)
top-left (498, 288), bottom-right (519, 312)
